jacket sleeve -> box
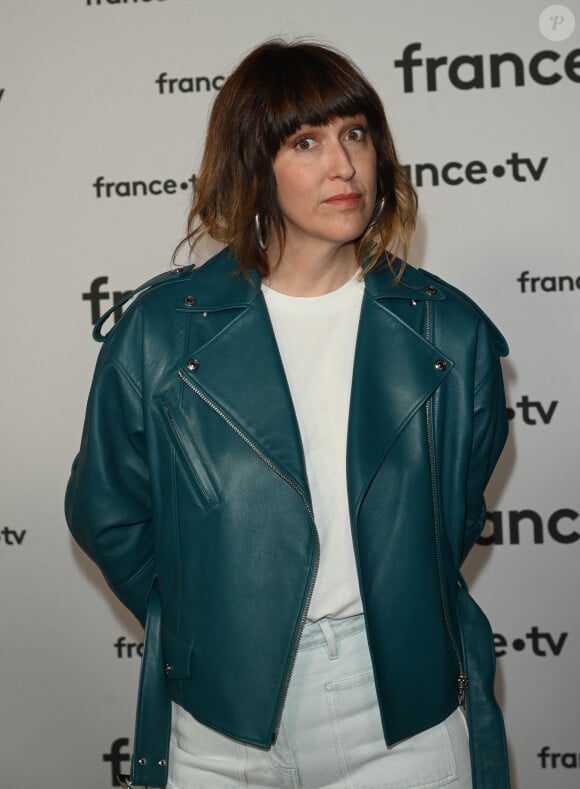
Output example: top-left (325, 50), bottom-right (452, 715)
top-left (462, 318), bottom-right (509, 562)
top-left (65, 313), bottom-right (154, 626)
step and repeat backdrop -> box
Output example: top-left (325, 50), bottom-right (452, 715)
top-left (1, 1), bottom-right (578, 787)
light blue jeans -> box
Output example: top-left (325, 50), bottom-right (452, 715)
top-left (167, 615), bottom-right (472, 788)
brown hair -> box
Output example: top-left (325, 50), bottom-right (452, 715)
top-left (175, 39), bottom-right (417, 278)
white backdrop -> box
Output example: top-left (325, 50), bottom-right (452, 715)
top-left (1, 2), bottom-right (579, 787)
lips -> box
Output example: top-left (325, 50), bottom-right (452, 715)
top-left (323, 192), bottom-right (362, 206)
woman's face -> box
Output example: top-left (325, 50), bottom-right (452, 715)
top-left (272, 114), bottom-right (377, 254)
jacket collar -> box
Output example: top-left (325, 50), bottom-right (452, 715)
top-left (177, 260), bottom-right (311, 500)
top-left (177, 250), bottom-right (452, 513)
top-left (363, 259), bottom-right (446, 301)
top-left (175, 249), bottom-right (446, 312)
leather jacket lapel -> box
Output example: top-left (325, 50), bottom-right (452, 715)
top-left (347, 286), bottom-right (453, 520)
top-left (176, 256), bottom-right (453, 519)
top-left (178, 290), bottom-right (310, 499)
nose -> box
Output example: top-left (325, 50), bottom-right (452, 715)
top-left (328, 140), bottom-right (355, 180)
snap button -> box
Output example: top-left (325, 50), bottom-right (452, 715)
top-left (424, 285), bottom-right (437, 296)
top-left (183, 295), bottom-right (196, 306)
top-left (164, 664), bottom-right (173, 675)
top-left (409, 299), bottom-right (418, 306)
top-left (434, 359), bottom-right (447, 371)
top-left (186, 358), bottom-right (200, 371)
top-left (138, 758), bottom-right (147, 766)
top-left (202, 311), bottom-right (209, 318)
top-left (158, 759), bottom-right (167, 767)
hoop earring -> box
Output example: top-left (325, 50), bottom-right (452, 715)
top-left (255, 213), bottom-right (269, 251)
top-left (369, 196), bottom-right (385, 228)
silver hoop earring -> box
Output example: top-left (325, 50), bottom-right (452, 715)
top-left (369, 196), bottom-right (386, 228)
top-left (255, 213), bottom-right (269, 251)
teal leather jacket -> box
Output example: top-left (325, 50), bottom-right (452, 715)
top-left (66, 249), bottom-right (510, 788)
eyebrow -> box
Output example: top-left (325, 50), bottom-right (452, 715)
top-left (290, 116), bottom-right (367, 136)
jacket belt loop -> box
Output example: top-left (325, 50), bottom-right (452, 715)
top-left (129, 581), bottom-right (172, 788)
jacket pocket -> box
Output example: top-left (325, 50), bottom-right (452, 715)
top-left (158, 389), bottom-right (220, 508)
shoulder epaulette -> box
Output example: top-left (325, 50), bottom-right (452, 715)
top-left (93, 264), bottom-right (196, 342)
top-left (421, 269), bottom-right (509, 357)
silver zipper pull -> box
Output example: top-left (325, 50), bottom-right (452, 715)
top-left (458, 674), bottom-right (469, 707)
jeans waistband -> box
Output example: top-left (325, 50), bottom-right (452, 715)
top-left (298, 614), bottom-right (366, 658)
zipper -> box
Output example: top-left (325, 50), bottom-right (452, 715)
top-left (177, 368), bottom-right (320, 739)
top-left (161, 399), bottom-right (216, 506)
top-left (424, 300), bottom-right (468, 708)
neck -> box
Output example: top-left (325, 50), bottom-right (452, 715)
top-left (265, 239), bottom-right (359, 296)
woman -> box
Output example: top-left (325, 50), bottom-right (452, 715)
top-left (66, 40), bottom-right (510, 789)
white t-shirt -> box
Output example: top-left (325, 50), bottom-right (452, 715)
top-left (262, 272), bottom-right (365, 621)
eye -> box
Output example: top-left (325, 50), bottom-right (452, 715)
top-left (293, 135), bottom-right (316, 152)
top-left (345, 126), bottom-right (367, 142)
